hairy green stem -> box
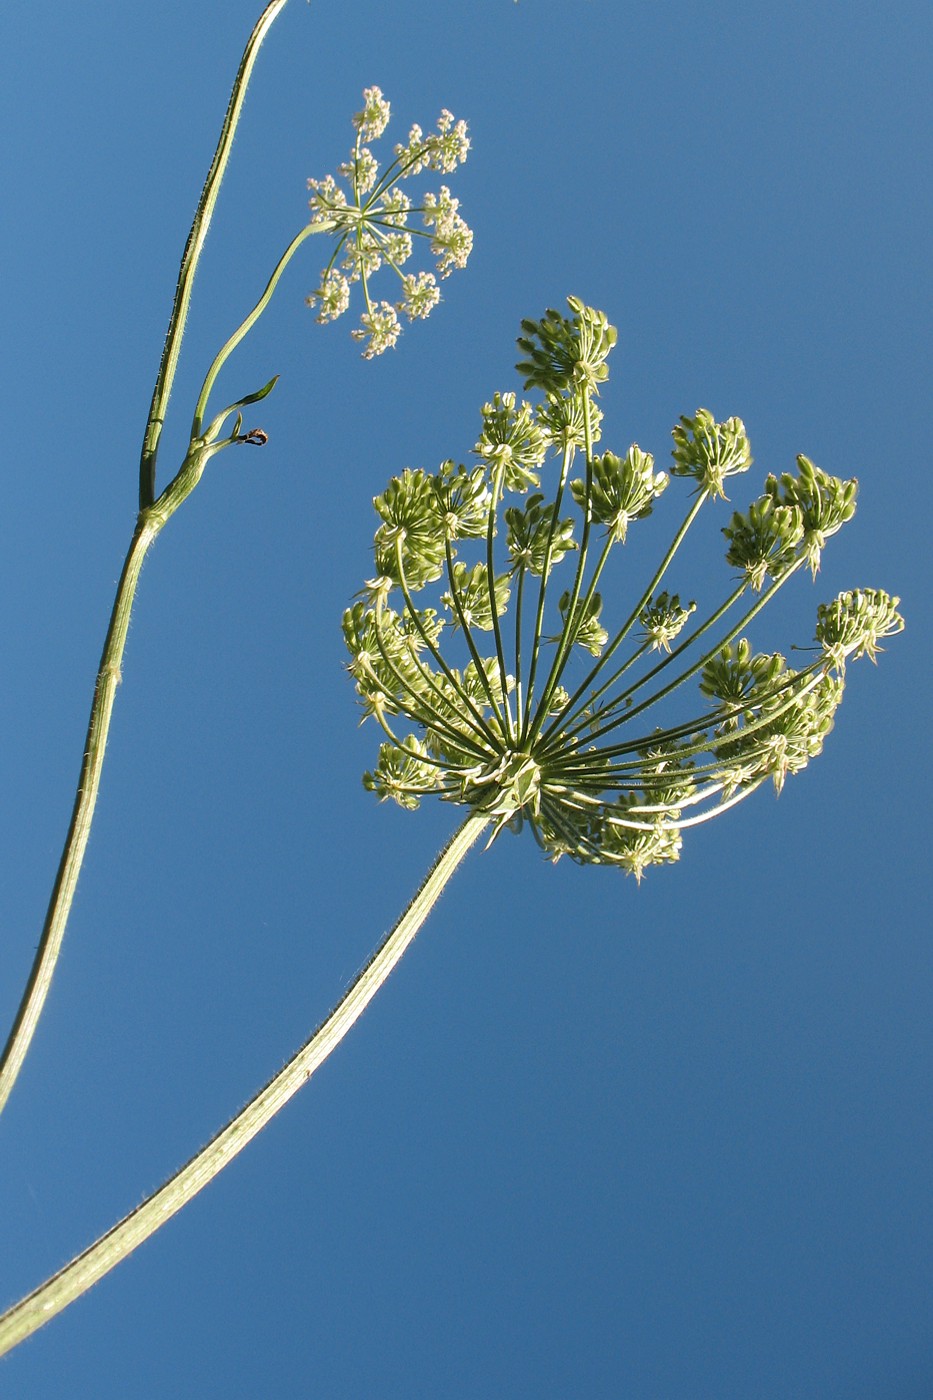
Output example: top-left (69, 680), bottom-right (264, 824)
top-left (485, 462), bottom-right (515, 740)
top-left (192, 220), bottom-right (332, 437)
top-left (0, 812), bottom-right (488, 1356)
top-left (542, 491), bottom-right (709, 747)
top-left (526, 391), bottom-right (597, 741)
top-left (395, 549), bottom-right (499, 750)
top-left (1, 1), bottom-right (295, 1113)
top-left (443, 537), bottom-right (508, 733)
top-left (0, 515), bottom-right (161, 1114)
top-left (520, 439), bottom-right (575, 738)
top-left (0, 446), bottom-right (227, 1116)
top-left (139, 0), bottom-right (292, 508)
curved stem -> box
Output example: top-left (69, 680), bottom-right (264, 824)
top-left (0, 511), bottom-right (164, 1115)
top-left (139, 0), bottom-right (292, 508)
top-left (0, 434), bottom-right (225, 1116)
top-left (442, 537), bottom-right (507, 733)
top-left (520, 440), bottom-right (575, 739)
top-left (0, 812), bottom-right (488, 1357)
top-left (526, 392), bottom-right (596, 742)
top-left (541, 491), bottom-right (709, 747)
top-left (3, 1), bottom-right (299, 1110)
top-left (485, 463), bottom-right (515, 740)
top-left (192, 221), bottom-right (332, 437)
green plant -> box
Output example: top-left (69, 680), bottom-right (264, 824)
top-left (347, 299), bottom-right (901, 876)
top-left (0, 7), bottom-right (471, 1123)
top-left (0, 2), bottom-right (902, 1363)
top-left (0, 293), bottom-right (901, 1354)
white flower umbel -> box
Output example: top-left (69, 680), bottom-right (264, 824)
top-left (0, 293), bottom-right (902, 1357)
top-left (0, 8), bottom-right (477, 1357)
top-left (1, 9), bottom-right (476, 1153)
top-left (347, 298), bottom-right (903, 877)
top-left (306, 87), bottom-right (472, 355)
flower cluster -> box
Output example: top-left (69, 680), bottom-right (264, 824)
top-left (671, 409), bottom-right (753, 498)
top-left (344, 298), bottom-right (902, 877)
top-left (306, 87), bottom-right (472, 357)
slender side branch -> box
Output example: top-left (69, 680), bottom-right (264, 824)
top-left (2, 2), bottom-right (299, 1112)
top-left (0, 812), bottom-right (488, 1356)
top-left (192, 221), bottom-right (330, 438)
top-left (139, 0), bottom-right (292, 508)
top-left (0, 514), bottom-right (162, 1116)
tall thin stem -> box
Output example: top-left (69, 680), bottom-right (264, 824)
top-left (139, 0), bottom-right (292, 507)
top-left (192, 221), bottom-right (331, 438)
top-left (0, 513), bottom-right (162, 1115)
top-left (0, 812), bottom-right (488, 1357)
top-left (0, 0), bottom-right (296, 1114)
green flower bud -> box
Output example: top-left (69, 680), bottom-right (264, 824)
top-left (556, 590), bottom-right (608, 657)
top-left (516, 296), bottom-right (617, 399)
top-left (349, 305), bottom-right (901, 877)
top-left (434, 460), bottom-right (491, 540)
top-left (671, 410), bottom-right (752, 497)
top-left (364, 737), bottom-right (441, 809)
top-left (474, 392), bottom-right (548, 493)
top-left (764, 457), bottom-right (857, 576)
top-left (537, 391), bottom-right (604, 451)
top-left (700, 640), bottom-right (786, 712)
top-left (816, 588), bottom-right (904, 664)
top-left (722, 494), bottom-right (804, 590)
top-left (504, 494), bottom-right (577, 576)
top-left (373, 468), bottom-right (447, 587)
top-left (638, 592), bottom-right (696, 652)
top-left (442, 561), bottom-right (511, 632)
top-left (571, 446), bottom-right (668, 543)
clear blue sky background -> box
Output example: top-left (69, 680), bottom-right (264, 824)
top-left (1, 1), bottom-right (930, 1395)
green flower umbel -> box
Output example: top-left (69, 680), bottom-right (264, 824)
top-left (344, 299), bottom-right (903, 879)
top-left (306, 87), bottom-right (472, 357)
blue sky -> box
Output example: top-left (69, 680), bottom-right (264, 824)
top-left (1, 0), bottom-right (930, 1395)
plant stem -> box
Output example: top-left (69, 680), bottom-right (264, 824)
top-left (192, 221), bottom-right (332, 438)
top-left (139, 0), bottom-right (292, 509)
top-left (0, 0), bottom-right (297, 1113)
top-left (0, 429), bottom-right (235, 1117)
top-left (0, 513), bottom-right (162, 1116)
top-left (0, 811), bottom-right (488, 1356)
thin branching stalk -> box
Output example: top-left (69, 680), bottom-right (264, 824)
top-left (520, 439), bottom-right (575, 738)
top-left (140, 0), bottom-right (292, 508)
top-left (0, 516), bottom-right (158, 1114)
top-left (526, 391), bottom-right (598, 737)
top-left (0, 812), bottom-right (488, 1356)
top-left (542, 491), bottom-right (709, 745)
top-left (0, 2), bottom-right (294, 1116)
top-left (443, 537), bottom-right (509, 730)
top-left (192, 219), bottom-right (334, 436)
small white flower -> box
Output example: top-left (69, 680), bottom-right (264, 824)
top-left (432, 214), bottom-right (473, 277)
top-left (380, 188), bottom-right (411, 228)
top-left (396, 124), bottom-right (426, 174)
top-left (338, 147), bottom-right (379, 196)
top-left (426, 111), bottom-right (471, 172)
top-left (422, 186), bottom-right (461, 225)
top-left (352, 302), bottom-right (401, 358)
top-left (398, 272), bottom-right (441, 321)
top-left (307, 174), bottom-right (348, 225)
top-left (306, 268), bottom-right (350, 323)
top-left (307, 91), bottom-right (471, 354)
top-left (353, 86), bottom-right (391, 141)
top-left (383, 230), bottom-right (414, 268)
